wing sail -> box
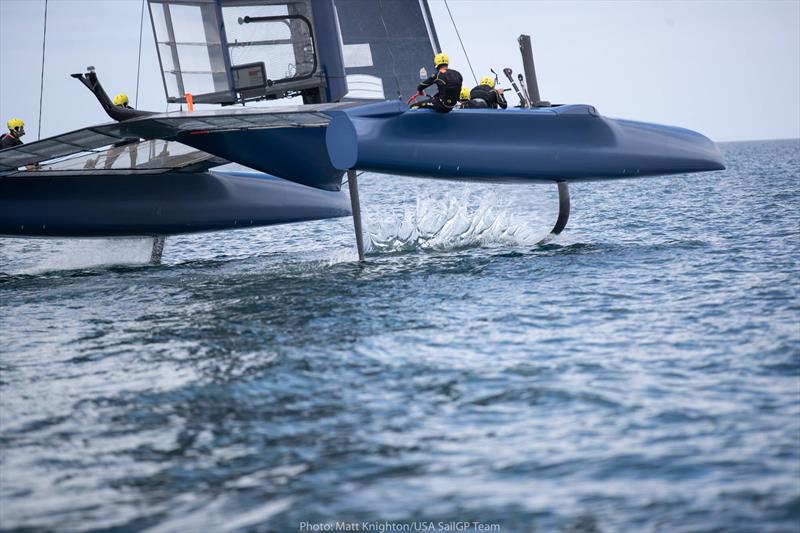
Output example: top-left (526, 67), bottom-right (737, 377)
top-left (335, 0), bottom-right (440, 100)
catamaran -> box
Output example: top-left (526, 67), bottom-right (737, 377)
top-left (0, 0), bottom-right (725, 263)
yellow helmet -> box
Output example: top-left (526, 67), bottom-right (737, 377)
top-left (459, 87), bottom-right (470, 100)
top-left (434, 52), bottom-right (449, 67)
top-left (480, 76), bottom-right (495, 88)
top-left (113, 93), bottom-right (129, 106)
top-left (7, 118), bottom-right (24, 132)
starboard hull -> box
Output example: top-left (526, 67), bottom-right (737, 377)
top-left (347, 101), bottom-right (725, 182)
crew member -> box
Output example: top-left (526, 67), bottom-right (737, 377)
top-left (469, 76), bottom-right (507, 109)
top-left (0, 118), bottom-right (25, 149)
top-left (412, 53), bottom-right (463, 113)
top-left (113, 93), bottom-right (132, 109)
top-left (457, 87), bottom-right (471, 108)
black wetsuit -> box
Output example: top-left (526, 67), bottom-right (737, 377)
top-left (0, 133), bottom-right (22, 150)
top-left (469, 84), bottom-right (508, 109)
top-left (415, 68), bottom-right (463, 113)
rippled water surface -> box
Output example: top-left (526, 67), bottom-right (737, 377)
top-left (1, 140), bottom-right (798, 532)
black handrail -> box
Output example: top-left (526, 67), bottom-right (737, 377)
top-left (238, 14), bottom-right (318, 86)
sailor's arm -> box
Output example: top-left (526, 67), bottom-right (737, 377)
top-left (417, 74), bottom-right (438, 92)
top-left (495, 89), bottom-right (508, 109)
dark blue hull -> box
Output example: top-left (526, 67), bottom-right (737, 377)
top-left (346, 101), bottom-right (725, 183)
top-left (0, 169), bottom-right (351, 238)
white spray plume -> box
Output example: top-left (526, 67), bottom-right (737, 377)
top-left (364, 188), bottom-right (543, 253)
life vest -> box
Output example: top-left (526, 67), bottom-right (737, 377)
top-left (0, 133), bottom-right (22, 149)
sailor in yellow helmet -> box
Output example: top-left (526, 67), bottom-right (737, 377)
top-left (469, 75), bottom-right (507, 109)
top-left (113, 93), bottom-right (132, 109)
top-left (457, 86), bottom-right (471, 108)
top-left (1, 118), bottom-right (26, 150)
top-left (412, 52), bottom-right (463, 113)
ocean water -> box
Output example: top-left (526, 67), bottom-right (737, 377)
top-left (0, 139), bottom-right (798, 532)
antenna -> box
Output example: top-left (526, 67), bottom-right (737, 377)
top-left (37, 0), bottom-right (49, 140)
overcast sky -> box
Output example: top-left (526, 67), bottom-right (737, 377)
top-left (1, 0), bottom-right (798, 142)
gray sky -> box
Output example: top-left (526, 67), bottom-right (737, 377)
top-left (1, 0), bottom-right (798, 142)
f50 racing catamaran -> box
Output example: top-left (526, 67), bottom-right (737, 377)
top-left (0, 0), bottom-right (725, 263)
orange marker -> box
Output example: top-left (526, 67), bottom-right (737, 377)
top-left (185, 93), bottom-right (194, 112)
